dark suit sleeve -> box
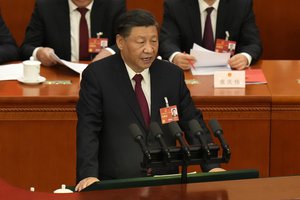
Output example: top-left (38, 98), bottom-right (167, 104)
top-left (159, 0), bottom-right (262, 64)
top-left (90, 0), bottom-right (126, 55)
top-left (20, 0), bottom-right (45, 60)
top-left (0, 15), bottom-right (19, 64)
top-left (235, 0), bottom-right (262, 64)
top-left (107, 0), bottom-right (126, 53)
top-left (76, 64), bottom-right (103, 182)
top-left (159, 0), bottom-right (183, 60)
top-left (177, 70), bottom-right (220, 172)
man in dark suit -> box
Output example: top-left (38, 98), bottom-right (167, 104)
top-left (159, 0), bottom-right (262, 70)
top-left (76, 9), bottom-right (223, 192)
top-left (20, 0), bottom-right (126, 66)
top-left (0, 14), bottom-right (19, 64)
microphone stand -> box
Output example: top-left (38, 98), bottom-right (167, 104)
top-left (181, 157), bottom-right (188, 184)
top-left (136, 120), bottom-right (231, 185)
top-left (141, 144), bottom-right (225, 184)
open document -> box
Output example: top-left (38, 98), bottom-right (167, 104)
top-left (190, 43), bottom-right (231, 75)
top-left (51, 52), bottom-right (88, 74)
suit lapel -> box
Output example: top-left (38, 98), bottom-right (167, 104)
top-left (112, 54), bottom-right (147, 129)
top-left (216, 0), bottom-right (229, 40)
top-left (90, 0), bottom-right (105, 37)
top-left (57, 0), bottom-right (71, 59)
top-left (149, 61), bottom-right (164, 124)
top-left (187, 0), bottom-right (202, 44)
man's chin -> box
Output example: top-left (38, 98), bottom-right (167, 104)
top-left (140, 62), bottom-right (153, 69)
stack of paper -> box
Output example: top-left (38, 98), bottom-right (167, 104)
top-left (190, 43), bottom-right (231, 75)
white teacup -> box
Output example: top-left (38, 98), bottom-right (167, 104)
top-left (23, 60), bottom-right (41, 82)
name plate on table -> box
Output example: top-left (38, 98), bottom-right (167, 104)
top-left (214, 71), bottom-right (245, 88)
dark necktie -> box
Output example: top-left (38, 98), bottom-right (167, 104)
top-left (133, 74), bottom-right (150, 128)
top-left (77, 7), bottom-right (89, 60)
top-left (202, 7), bottom-right (215, 51)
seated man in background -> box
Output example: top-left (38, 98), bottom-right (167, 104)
top-left (20, 0), bottom-right (126, 66)
top-left (76, 9), bottom-right (223, 192)
top-left (0, 14), bottom-right (19, 64)
top-left (159, 0), bottom-right (262, 70)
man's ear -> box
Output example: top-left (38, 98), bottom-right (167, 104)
top-left (116, 34), bottom-right (124, 50)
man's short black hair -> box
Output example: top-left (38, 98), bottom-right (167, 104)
top-left (115, 9), bottom-right (159, 38)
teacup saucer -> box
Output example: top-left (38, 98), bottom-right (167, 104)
top-left (17, 76), bottom-right (46, 85)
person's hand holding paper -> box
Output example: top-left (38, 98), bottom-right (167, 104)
top-left (172, 52), bottom-right (196, 70)
top-left (36, 47), bottom-right (58, 67)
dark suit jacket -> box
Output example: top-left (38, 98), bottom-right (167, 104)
top-left (159, 0), bottom-right (262, 64)
top-left (0, 15), bottom-right (19, 64)
top-left (76, 53), bottom-right (218, 182)
top-left (20, 0), bottom-right (126, 61)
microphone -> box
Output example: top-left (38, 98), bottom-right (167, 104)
top-left (168, 121), bottom-right (191, 158)
top-left (208, 119), bottom-right (230, 155)
top-left (129, 123), bottom-right (151, 161)
top-left (150, 122), bottom-right (171, 160)
top-left (188, 119), bottom-right (211, 159)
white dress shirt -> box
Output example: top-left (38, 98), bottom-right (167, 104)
top-left (125, 63), bottom-right (151, 114)
top-left (170, 0), bottom-right (251, 66)
top-left (199, 0), bottom-right (220, 41)
top-left (69, 0), bottom-right (93, 61)
top-left (33, 0), bottom-right (94, 62)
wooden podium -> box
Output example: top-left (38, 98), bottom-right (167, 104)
top-left (78, 169), bottom-right (259, 191)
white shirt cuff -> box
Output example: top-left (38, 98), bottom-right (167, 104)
top-left (240, 52), bottom-right (252, 67)
top-left (169, 51), bottom-right (181, 63)
top-left (32, 47), bottom-right (42, 61)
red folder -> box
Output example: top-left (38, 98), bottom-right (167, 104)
top-left (245, 69), bottom-right (267, 84)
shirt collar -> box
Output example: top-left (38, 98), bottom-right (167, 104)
top-left (125, 63), bottom-right (150, 84)
top-left (199, 0), bottom-right (220, 13)
top-left (68, 0), bottom-right (94, 12)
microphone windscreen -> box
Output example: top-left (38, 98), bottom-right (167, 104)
top-left (150, 122), bottom-right (164, 137)
top-left (168, 121), bottom-right (182, 137)
top-left (188, 119), bottom-right (204, 135)
top-left (129, 123), bottom-right (143, 139)
top-left (209, 119), bottom-right (222, 135)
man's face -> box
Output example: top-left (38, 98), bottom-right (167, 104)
top-left (117, 26), bottom-right (159, 73)
top-left (72, 0), bottom-right (93, 7)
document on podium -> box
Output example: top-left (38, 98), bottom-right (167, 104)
top-left (190, 43), bottom-right (231, 75)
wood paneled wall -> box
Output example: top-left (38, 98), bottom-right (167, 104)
top-left (0, 0), bottom-right (299, 59)
top-left (0, 0), bottom-right (35, 47)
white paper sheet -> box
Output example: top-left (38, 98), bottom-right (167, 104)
top-left (0, 63), bottom-right (23, 81)
top-left (0, 53), bottom-right (88, 81)
top-left (50, 52), bottom-right (88, 74)
top-left (60, 59), bottom-right (88, 74)
top-left (191, 65), bottom-right (231, 75)
top-left (190, 43), bottom-right (231, 75)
